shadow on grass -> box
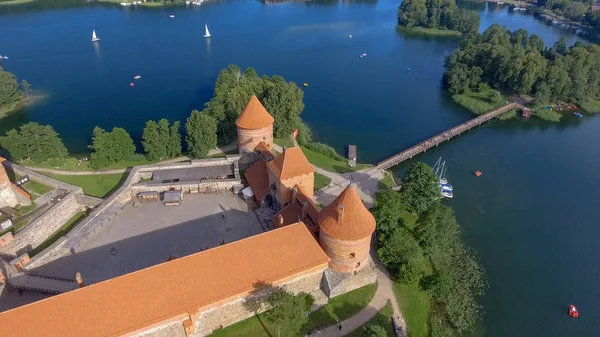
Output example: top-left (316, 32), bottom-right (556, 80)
top-left (104, 171), bottom-right (131, 198)
top-left (242, 281), bottom-right (275, 337)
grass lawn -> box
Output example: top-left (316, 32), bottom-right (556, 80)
top-left (29, 212), bottom-right (86, 257)
top-left (396, 26), bottom-right (462, 37)
top-left (45, 173), bottom-right (127, 198)
top-left (208, 149), bottom-right (239, 158)
top-left (16, 203), bottom-right (37, 216)
top-left (209, 284), bottom-right (377, 337)
top-left (393, 284), bottom-right (431, 337)
top-left (579, 99), bottom-right (600, 113)
top-left (314, 173), bottom-right (332, 190)
top-left (399, 208), bottom-right (418, 230)
top-left (378, 171), bottom-right (396, 190)
top-left (452, 89), bottom-right (507, 115)
top-left (534, 109), bottom-right (561, 122)
top-left (301, 146), bottom-right (372, 174)
top-left (274, 137), bottom-right (296, 148)
top-left (497, 109), bottom-right (519, 120)
top-left (346, 300), bottom-right (396, 337)
top-left (23, 155), bottom-right (157, 172)
top-left (305, 283), bottom-right (377, 331)
top-left (18, 178), bottom-right (53, 197)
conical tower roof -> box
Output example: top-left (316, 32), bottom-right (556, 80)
top-left (235, 95), bottom-right (274, 129)
top-left (318, 185), bottom-right (376, 241)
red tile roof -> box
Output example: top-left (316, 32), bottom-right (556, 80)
top-left (267, 147), bottom-right (315, 181)
top-left (245, 159), bottom-right (270, 201)
top-left (318, 185), bottom-right (376, 241)
top-left (255, 141), bottom-right (274, 161)
top-left (0, 223), bottom-right (330, 337)
top-left (235, 95), bottom-right (274, 130)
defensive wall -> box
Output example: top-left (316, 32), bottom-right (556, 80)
top-left (24, 156), bottom-right (242, 271)
top-left (0, 162), bottom-right (86, 259)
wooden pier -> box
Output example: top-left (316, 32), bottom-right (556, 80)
top-left (377, 103), bottom-right (520, 170)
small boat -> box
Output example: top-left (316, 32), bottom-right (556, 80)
top-left (407, 67), bottom-right (411, 71)
top-left (91, 30), bottom-right (100, 42)
top-left (130, 83), bottom-right (135, 87)
top-left (303, 83), bottom-right (309, 87)
top-left (475, 171), bottom-right (482, 177)
top-left (134, 75), bottom-right (141, 80)
top-left (441, 190), bottom-right (453, 199)
top-left (573, 112), bottom-right (583, 118)
top-left (349, 34), bottom-right (352, 38)
top-left (569, 305), bottom-right (579, 318)
top-left (204, 24), bottom-right (211, 38)
top-left (170, 15), bottom-right (175, 18)
top-left (359, 53), bottom-right (367, 58)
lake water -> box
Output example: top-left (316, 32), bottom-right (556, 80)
top-left (1, 1), bottom-right (599, 336)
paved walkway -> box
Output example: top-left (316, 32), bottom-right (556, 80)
top-left (24, 142), bottom-right (238, 176)
top-left (313, 166), bottom-right (384, 208)
top-left (310, 252), bottom-right (406, 336)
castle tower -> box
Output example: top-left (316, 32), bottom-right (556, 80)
top-left (235, 95), bottom-right (274, 155)
top-left (0, 157), bottom-right (30, 209)
top-left (267, 147), bottom-right (315, 209)
top-left (318, 185), bottom-right (376, 274)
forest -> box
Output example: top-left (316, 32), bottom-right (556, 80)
top-left (397, 0), bottom-right (480, 34)
top-left (444, 24), bottom-right (600, 105)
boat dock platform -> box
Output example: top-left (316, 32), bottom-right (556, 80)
top-left (377, 103), bottom-right (520, 170)
top-left (348, 145), bottom-right (357, 167)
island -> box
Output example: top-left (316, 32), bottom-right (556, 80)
top-left (0, 67), bottom-right (28, 118)
top-left (396, 0), bottom-right (480, 37)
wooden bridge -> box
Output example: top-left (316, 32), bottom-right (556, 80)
top-left (377, 103), bottom-right (520, 170)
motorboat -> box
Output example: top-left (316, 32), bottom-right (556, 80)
top-left (569, 305), bottom-right (579, 318)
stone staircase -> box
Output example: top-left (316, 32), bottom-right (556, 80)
top-left (8, 272), bottom-right (79, 294)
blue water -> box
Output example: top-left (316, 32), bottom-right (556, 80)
top-left (1, 1), bottom-right (599, 335)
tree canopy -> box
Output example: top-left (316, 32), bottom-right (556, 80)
top-left (185, 110), bottom-right (217, 158)
top-left (0, 122), bottom-right (68, 163)
top-left (142, 119), bottom-right (182, 161)
top-left (202, 65), bottom-right (305, 144)
top-left (373, 163), bottom-right (487, 336)
top-left (362, 324), bottom-right (388, 337)
top-left (88, 126), bottom-right (136, 168)
top-left (400, 162), bottom-right (439, 215)
top-left (444, 24), bottom-right (600, 104)
top-left (397, 0), bottom-right (480, 34)
top-left (0, 66), bottom-right (23, 110)
top-left (264, 288), bottom-right (312, 336)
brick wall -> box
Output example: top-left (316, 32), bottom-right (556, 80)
top-left (194, 267), bottom-right (326, 336)
top-left (129, 319), bottom-right (188, 337)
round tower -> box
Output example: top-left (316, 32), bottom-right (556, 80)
top-left (318, 185), bottom-right (376, 274)
top-left (236, 95), bottom-right (274, 154)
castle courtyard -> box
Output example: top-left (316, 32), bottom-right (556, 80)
top-left (33, 192), bottom-right (264, 285)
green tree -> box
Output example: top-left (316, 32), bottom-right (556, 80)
top-left (20, 80), bottom-right (31, 102)
top-left (377, 226), bottom-right (425, 285)
top-left (400, 162), bottom-right (439, 214)
top-left (0, 122), bottom-right (68, 163)
top-left (264, 288), bottom-right (311, 337)
top-left (168, 120), bottom-right (182, 157)
top-left (362, 324), bottom-right (388, 337)
top-left (262, 76), bottom-right (304, 138)
top-left (185, 110), bottom-right (217, 158)
top-left (487, 89), bottom-right (503, 104)
top-left (372, 189), bottom-right (404, 241)
top-left (89, 127), bottom-right (136, 168)
top-left (0, 66), bottom-right (23, 110)
top-left (142, 120), bottom-right (165, 161)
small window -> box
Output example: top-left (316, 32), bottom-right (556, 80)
top-left (350, 253), bottom-right (355, 258)
top-left (356, 262), bottom-right (361, 268)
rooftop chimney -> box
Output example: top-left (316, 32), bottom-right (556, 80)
top-left (336, 204), bottom-right (344, 223)
top-left (276, 214), bottom-right (284, 227)
top-left (292, 186), bottom-right (298, 204)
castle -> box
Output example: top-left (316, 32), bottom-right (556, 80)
top-left (0, 96), bottom-right (377, 337)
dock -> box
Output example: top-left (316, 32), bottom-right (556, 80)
top-left (348, 145), bottom-right (357, 167)
top-left (377, 103), bottom-right (520, 170)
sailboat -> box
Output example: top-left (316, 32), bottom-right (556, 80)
top-left (91, 30), bottom-right (100, 42)
top-left (204, 24), bottom-right (211, 38)
top-left (433, 157), bottom-right (454, 199)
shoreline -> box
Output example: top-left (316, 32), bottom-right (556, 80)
top-left (396, 25), bottom-right (462, 37)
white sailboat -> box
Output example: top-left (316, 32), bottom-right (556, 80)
top-left (91, 30), bottom-right (100, 42)
top-left (204, 24), bottom-right (211, 38)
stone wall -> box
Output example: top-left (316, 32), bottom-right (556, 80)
top-left (322, 259), bottom-right (378, 298)
top-left (3, 161), bottom-right (80, 191)
top-left (0, 191), bottom-right (85, 258)
top-left (129, 318), bottom-right (188, 337)
top-left (194, 267), bottom-right (326, 336)
top-left (131, 179), bottom-right (240, 195)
